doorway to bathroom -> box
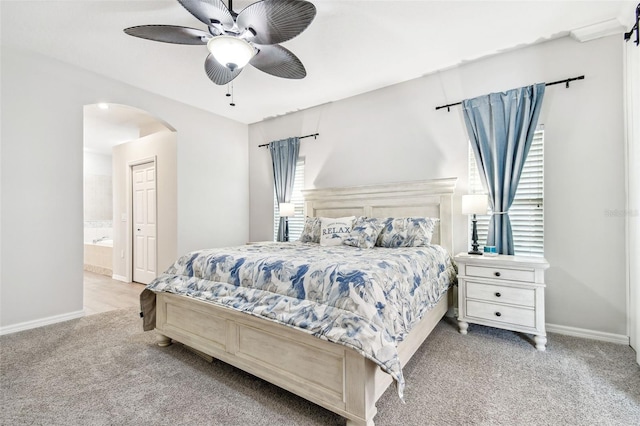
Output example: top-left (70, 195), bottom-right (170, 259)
top-left (83, 103), bottom-right (176, 314)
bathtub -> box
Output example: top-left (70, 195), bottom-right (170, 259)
top-left (84, 241), bottom-right (113, 276)
top-left (94, 239), bottom-right (113, 247)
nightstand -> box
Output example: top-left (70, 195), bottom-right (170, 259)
top-left (455, 253), bottom-right (550, 351)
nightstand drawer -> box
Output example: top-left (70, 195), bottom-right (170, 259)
top-left (466, 300), bottom-right (535, 328)
top-left (465, 265), bottom-right (535, 282)
top-left (466, 282), bottom-right (535, 307)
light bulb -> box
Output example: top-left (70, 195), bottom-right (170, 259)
top-left (207, 36), bottom-right (255, 71)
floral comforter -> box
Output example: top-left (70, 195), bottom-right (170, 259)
top-left (143, 242), bottom-right (456, 398)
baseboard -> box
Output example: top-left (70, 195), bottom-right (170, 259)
top-left (546, 323), bottom-right (630, 345)
top-left (448, 312), bottom-right (629, 345)
top-left (0, 310), bottom-right (86, 336)
top-left (112, 274), bottom-right (128, 282)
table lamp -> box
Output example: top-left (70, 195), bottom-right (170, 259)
top-left (279, 202), bottom-right (295, 242)
top-left (462, 194), bottom-right (488, 255)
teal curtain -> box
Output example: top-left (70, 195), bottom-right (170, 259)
top-left (462, 84), bottom-right (545, 255)
top-left (269, 137), bottom-right (300, 242)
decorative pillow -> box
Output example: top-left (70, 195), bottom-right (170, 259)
top-left (299, 216), bottom-right (321, 243)
top-left (320, 216), bottom-right (356, 246)
top-left (343, 217), bottom-right (384, 249)
top-left (376, 217), bottom-right (439, 248)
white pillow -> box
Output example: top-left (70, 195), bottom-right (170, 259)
top-left (320, 216), bottom-right (356, 246)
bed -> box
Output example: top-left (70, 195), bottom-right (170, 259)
top-left (140, 178), bottom-right (457, 426)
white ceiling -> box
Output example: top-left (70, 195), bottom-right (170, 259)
top-left (2, 1), bottom-right (636, 126)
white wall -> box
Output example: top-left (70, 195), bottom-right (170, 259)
top-left (112, 131), bottom-right (177, 280)
top-left (83, 151), bottom-right (113, 227)
top-left (83, 151), bottom-right (112, 177)
top-left (0, 47), bottom-right (249, 329)
top-left (249, 35), bottom-right (627, 336)
top-left (624, 34), bottom-right (640, 361)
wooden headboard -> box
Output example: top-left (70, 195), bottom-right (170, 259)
top-left (302, 178), bottom-right (457, 254)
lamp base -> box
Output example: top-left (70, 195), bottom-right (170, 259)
top-left (283, 217), bottom-right (289, 242)
top-left (468, 214), bottom-right (482, 255)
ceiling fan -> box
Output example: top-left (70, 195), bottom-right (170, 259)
top-left (124, 0), bottom-right (316, 86)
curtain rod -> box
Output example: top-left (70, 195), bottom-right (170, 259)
top-left (434, 75), bottom-right (585, 112)
top-left (258, 133), bottom-right (319, 148)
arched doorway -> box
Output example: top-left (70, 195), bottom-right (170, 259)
top-left (83, 103), bottom-right (176, 315)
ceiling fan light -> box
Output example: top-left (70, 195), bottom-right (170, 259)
top-left (207, 36), bottom-right (255, 71)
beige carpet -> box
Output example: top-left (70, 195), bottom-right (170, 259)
top-left (1, 307), bottom-right (638, 425)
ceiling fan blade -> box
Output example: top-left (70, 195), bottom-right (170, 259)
top-left (237, 0), bottom-right (316, 45)
top-left (205, 54), bottom-right (242, 85)
top-left (124, 25), bottom-right (210, 45)
top-left (250, 44), bottom-right (306, 79)
top-left (177, 0), bottom-right (234, 30)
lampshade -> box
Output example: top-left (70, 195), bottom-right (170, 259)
top-left (279, 203), bottom-right (295, 217)
top-left (207, 36), bottom-right (255, 71)
top-left (462, 194), bottom-right (488, 215)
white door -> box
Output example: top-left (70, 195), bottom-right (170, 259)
top-left (132, 162), bottom-right (157, 284)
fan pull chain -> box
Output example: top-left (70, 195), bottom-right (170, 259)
top-left (226, 82), bottom-right (235, 107)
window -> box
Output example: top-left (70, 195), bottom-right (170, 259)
top-left (273, 158), bottom-right (305, 241)
top-left (469, 127), bottom-right (544, 257)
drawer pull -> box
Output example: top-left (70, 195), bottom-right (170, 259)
top-left (495, 312), bottom-right (502, 317)
top-left (495, 292), bottom-right (501, 297)
top-left (494, 271), bottom-right (501, 277)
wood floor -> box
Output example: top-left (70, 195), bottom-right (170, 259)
top-left (83, 271), bottom-right (146, 316)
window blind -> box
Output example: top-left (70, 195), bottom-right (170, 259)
top-left (273, 158), bottom-right (305, 241)
top-left (469, 128), bottom-right (544, 257)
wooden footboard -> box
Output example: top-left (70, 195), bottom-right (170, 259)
top-left (154, 290), bottom-right (449, 426)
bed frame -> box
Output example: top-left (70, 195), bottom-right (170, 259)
top-left (153, 178), bottom-right (457, 425)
